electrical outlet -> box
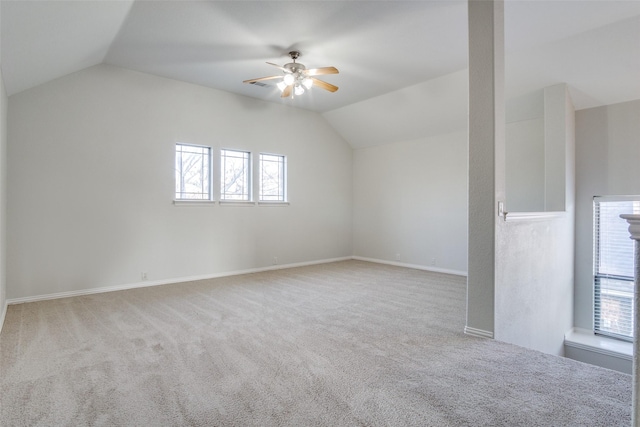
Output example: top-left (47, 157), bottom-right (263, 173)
top-left (431, 258), bottom-right (436, 266)
top-left (395, 253), bottom-right (401, 261)
top-left (273, 257), bottom-right (278, 265)
top-left (141, 272), bottom-right (148, 281)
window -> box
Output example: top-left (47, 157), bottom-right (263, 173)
top-left (175, 143), bottom-right (211, 200)
top-left (221, 149), bottom-right (251, 201)
top-left (593, 196), bottom-right (640, 341)
top-left (260, 153), bottom-right (287, 202)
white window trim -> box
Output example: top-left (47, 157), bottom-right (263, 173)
top-left (258, 201), bottom-right (290, 207)
top-left (564, 328), bottom-right (632, 361)
top-left (173, 200), bottom-right (217, 207)
top-left (593, 195), bottom-right (638, 342)
top-left (175, 142), bottom-right (213, 201)
top-left (173, 147), bottom-right (290, 205)
top-left (259, 152), bottom-right (288, 203)
top-left (220, 148), bottom-right (252, 202)
top-left (219, 200), bottom-right (256, 207)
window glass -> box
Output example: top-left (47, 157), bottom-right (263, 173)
top-left (175, 143), bottom-right (211, 200)
top-left (221, 149), bottom-right (251, 201)
top-left (594, 197), bottom-right (640, 341)
top-left (260, 154), bottom-right (286, 202)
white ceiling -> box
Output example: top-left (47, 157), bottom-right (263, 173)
top-left (1, 0), bottom-right (639, 114)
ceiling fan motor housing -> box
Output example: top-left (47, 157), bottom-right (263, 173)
top-left (284, 51), bottom-right (306, 74)
top-left (284, 63), bottom-right (306, 74)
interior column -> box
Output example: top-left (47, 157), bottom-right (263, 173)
top-left (465, 0), bottom-right (505, 338)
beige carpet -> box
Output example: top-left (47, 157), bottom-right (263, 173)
top-left (0, 260), bottom-right (631, 426)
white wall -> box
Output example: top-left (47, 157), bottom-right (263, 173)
top-left (505, 118), bottom-right (544, 212)
top-left (7, 64), bottom-right (352, 300)
top-left (352, 131), bottom-right (468, 274)
top-left (323, 70), bottom-right (468, 149)
top-left (504, 89), bottom-right (545, 213)
top-left (0, 3), bottom-right (7, 329)
top-left (495, 84), bottom-right (575, 356)
top-left (574, 99), bottom-right (640, 331)
top-left (0, 68), bottom-right (7, 328)
top-left (321, 66), bottom-right (470, 275)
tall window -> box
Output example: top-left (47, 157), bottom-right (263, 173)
top-left (221, 149), bottom-right (251, 201)
top-left (260, 153), bottom-right (287, 202)
top-left (175, 143), bottom-right (211, 200)
top-left (593, 196), bottom-right (640, 341)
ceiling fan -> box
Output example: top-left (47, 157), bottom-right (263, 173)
top-left (243, 51), bottom-right (339, 98)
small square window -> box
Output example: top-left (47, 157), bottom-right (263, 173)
top-left (221, 149), bottom-right (251, 201)
top-left (175, 143), bottom-right (211, 200)
top-left (260, 153), bottom-right (287, 202)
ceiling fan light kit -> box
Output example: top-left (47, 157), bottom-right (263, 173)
top-left (243, 51), bottom-right (339, 99)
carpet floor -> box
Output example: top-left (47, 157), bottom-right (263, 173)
top-left (0, 260), bottom-right (632, 426)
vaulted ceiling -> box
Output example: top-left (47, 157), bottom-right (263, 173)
top-left (1, 1), bottom-right (639, 116)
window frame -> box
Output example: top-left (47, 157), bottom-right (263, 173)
top-left (174, 142), bottom-right (213, 201)
top-left (220, 148), bottom-right (252, 202)
top-left (593, 195), bottom-right (639, 342)
top-left (259, 152), bottom-right (287, 203)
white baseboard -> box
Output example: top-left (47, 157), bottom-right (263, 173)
top-left (5, 256), bottom-right (465, 307)
top-left (352, 256), bottom-right (467, 277)
top-left (464, 326), bottom-right (494, 339)
top-left (6, 256), bottom-right (352, 306)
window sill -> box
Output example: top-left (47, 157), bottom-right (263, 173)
top-left (219, 200), bottom-right (256, 207)
top-left (258, 201), bottom-right (289, 206)
top-left (564, 328), bottom-right (632, 361)
top-left (173, 200), bottom-right (216, 207)
top-left (173, 200), bottom-right (289, 207)
top-left (503, 211), bottom-right (566, 222)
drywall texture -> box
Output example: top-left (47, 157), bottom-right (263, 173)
top-left (352, 131), bottom-right (468, 273)
top-left (574, 99), bottom-right (640, 330)
top-left (495, 84), bottom-right (575, 356)
top-left (7, 64), bottom-right (352, 300)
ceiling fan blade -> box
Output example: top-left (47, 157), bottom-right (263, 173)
top-left (266, 62), bottom-right (288, 72)
top-left (304, 66), bottom-right (339, 76)
top-left (281, 85), bottom-right (292, 98)
top-left (243, 75), bottom-right (282, 84)
top-left (311, 78), bottom-right (339, 93)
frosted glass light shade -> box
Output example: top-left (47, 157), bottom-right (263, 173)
top-left (283, 74), bottom-right (295, 86)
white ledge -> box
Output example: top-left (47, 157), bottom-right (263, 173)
top-left (173, 200), bottom-right (216, 207)
top-left (503, 211), bottom-right (566, 222)
top-left (219, 200), bottom-right (256, 207)
top-left (564, 328), bottom-right (632, 361)
top-left (258, 201), bottom-right (290, 207)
